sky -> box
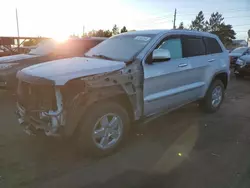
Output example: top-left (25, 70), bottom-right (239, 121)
top-left (1, 0), bottom-right (249, 41)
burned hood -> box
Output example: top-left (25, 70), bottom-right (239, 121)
top-left (18, 57), bottom-right (126, 85)
top-left (0, 54), bottom-right (38, 64)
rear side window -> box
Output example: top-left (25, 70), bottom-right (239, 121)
top-left (182, 36), bottom-right (206, 57)
top-left (204, 37), bottom-right (222, 54)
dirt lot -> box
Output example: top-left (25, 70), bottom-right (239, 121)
top-left (1, 75), bottom-right (250, 188)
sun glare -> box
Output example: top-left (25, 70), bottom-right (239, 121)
top-left (53, 35), bottom-right (69, 43)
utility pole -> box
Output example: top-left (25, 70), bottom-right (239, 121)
top-left (83, 25), bottom-right (85, 37)
top-left (16, 8), bottom-right (20, 52)
top-left (248, 29), bottom-right (250, 46)
top-left (173, 8), bottom-right (177, 29)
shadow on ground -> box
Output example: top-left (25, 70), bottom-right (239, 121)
top-left (2, 76), bottom-right (250, 188)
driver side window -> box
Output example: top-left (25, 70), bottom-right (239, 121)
top-left (158, 38), bottom-right (183, 59)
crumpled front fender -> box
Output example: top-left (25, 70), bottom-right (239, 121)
top-left (63, 86), bottom-right (126, 137)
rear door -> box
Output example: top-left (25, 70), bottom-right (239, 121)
top-left (203, 37), bottom-right (228, 94)
top-left (181, 35), bottom-right (209, 98)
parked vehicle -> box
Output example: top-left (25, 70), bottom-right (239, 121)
top-left (0, 37), bottom-right (106, 89)
top-left (16, 30), bottom-right (229, 156)
top-left (234, 54), bottom-right (250, 78)
top-left (229, 47), bottom-right (250, 68)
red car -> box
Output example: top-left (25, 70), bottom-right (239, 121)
top-left (0, 37), bottom-right (106, 89)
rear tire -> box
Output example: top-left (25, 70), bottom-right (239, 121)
top-left (76, 101), bottom-right (130, 156)
top-left (201, 80), bottom-right (224, 113)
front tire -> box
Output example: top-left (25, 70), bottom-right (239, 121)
top-left (76, 101), bottom-right (130, 156)
top-left (201, 80), bottom-right (224, 113)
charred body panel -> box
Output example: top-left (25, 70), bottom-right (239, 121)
top-left (16, 59), bottom-right (144, 137)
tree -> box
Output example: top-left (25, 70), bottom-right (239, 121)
top-left (205, 12), bottom-right (236, 45)
top-left (69, 34), bottom-right (79, 38)
top-left (205, 12), bottom-right (224, 32)
top-left (190, 11), bottom-right (236, 45)
top-left (94, 30), bottom-right (105, 37)
top-left (190, 11), bottom-right (206, 31)
top-left (178, 22), bottom-right (185, 29)
top-left (103, 30), bottom-right (112, 37)
top-left (211, 24), bottom-right (236, 46)
top-left (112, 24), bottom-right (119, 35)
top-left (120, 26), bottom-right (128, 33)
top-left (83, 29), bottom-right (112, 37)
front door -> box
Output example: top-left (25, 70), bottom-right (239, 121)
top-left (143, 35), bottom-right (195, 116)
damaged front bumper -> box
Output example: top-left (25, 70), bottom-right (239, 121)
top-left (16, 88), bottom-right (65, 137)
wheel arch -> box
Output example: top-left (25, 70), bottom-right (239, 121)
top-left (63, 85), bottom-right (135, 137)
top-left (209, 71), bottom-right (228, 90)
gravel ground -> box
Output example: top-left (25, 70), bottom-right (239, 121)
top-left (1, 75), bottom-right (250, 188)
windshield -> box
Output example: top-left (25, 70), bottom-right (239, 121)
top-left (29, 39), bottom-right (57, 55)
top-left (231, 47), bottom-right (248, 54)
top-left (85, 34), bottom-right (155, 62)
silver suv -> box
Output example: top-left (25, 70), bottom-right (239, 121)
top-left (16, 30), bottom-right (230, 156)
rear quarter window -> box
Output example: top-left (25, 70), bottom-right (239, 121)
top-left (182, 36), bottom-right (206, 57)
top-left (204, 37), bottom-right (223, 54)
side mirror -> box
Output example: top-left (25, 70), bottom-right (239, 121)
top-left (152, 49), bottom-right (171, 62)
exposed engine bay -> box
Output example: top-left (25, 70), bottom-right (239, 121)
top-left (16, 60), bottom-right (143, 137)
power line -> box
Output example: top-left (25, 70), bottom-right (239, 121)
top-left (138, 16), bottom-right (250, 27)
top-left (134, 16), bottom-right (173, 26)
top-left (233, 24), bottom-right (250, 27)
top-left (225, 15), bottom-right (250, 19)
top-left (135, 17), bottom-right (174, 27)
top-left (176, 6), bottom-right (249, 12)
top-left (176, 9), bottom-right (250, 17)
top-left (134, 8), bottom-right (250, 31)
top-left (143, 8), bottom-right (249, 21)
top-left (150, 14), bottom-right (250, 23)
top-left (134, 7), bottom-right (250, 23)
